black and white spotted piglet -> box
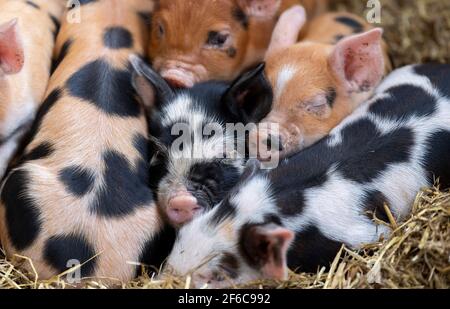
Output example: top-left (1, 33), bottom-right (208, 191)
top-left (131, 57), bottom-right (274, 227)
top-left (164, 64), bottom-right (450, 288)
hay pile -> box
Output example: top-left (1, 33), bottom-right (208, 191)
top-left (1, 0), bottom-right (449, 289)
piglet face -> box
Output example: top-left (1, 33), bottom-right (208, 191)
top-left (165, 206), bottom-right (294, 288)
top-left (253, 28), bottom-right (385, 159)
top-left (149, 0), bottom-right (281, 88)
top-left (131, 57), bottom-right (273, 227)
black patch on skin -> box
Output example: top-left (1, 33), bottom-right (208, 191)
top-left (22, 142), bottom-right (55, 162)
top-left (187, 161), bottom-right (241, 212)
top-left (226, 47), bottom-right (237, 58)
top-left (14, 88), bottom-right (62, 168)
top-left (1, 170), bottom-right (42, 250)
top-left (59, 166), bottom-right (96, 197)
top-left (69, 0), bottom-right (97, 9)
top-left (103, 27), bottom-right (134, 49)
top-left (51, 39), bottom-right (73, 74)
top-left (48, 14), bottom-right (61, 41)
top-left (414, 63), bottom-right (450, 98)
top-left (91, 150), bottom-right (153, 217)
top-left (26, 1), bottom-right (40, 9)
top-left (137, 224), bottom-right (176, 277)
top-left (287, 226), bottom-right (343, 273)
top-left (218, 252), bottom-right (240, 279)
top-left (66, 59), bottom-right (141, 117)
top-left (232, 7), bottom-right (249, 29)
top-left (423, 130), bottom-right (450, 189)
top-left (326, 87), bottom-right (337, 107)
top-left (133, 133), bottom-right (148, 159)
top-left (335, 16), bottom-right (364, 33)
top-left (363, 190), bottom-right (390, 223)
top-left (370, 85), bottom-right (437, 121)
top-left (337, 126), bottom-right (414, 183)
top-left (138, 11), bottom-right (153, 26)
top-left (44, 234), bottom-right (97, 277)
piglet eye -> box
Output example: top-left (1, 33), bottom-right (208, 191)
top-left (206, 31), bottom-right (229, 47)
top-left (157, 22), bottom-right (165, 38)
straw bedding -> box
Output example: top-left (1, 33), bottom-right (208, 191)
top-left (1, 0), bottom-right (449, 289)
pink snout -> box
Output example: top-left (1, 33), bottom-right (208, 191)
top-left (161, 69), bottom-right (196, 88)
top-left (167, 193), bottom-right (202, 226)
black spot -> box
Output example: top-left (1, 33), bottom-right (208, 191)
top-left (335, 16), bottom-right (364, 33)
top-left (138, 11), bottom-right (153, 26)
top-left (370, 85), bottom-right (437, 121)
top-left (337, 123), bottom-right (414, 183)
top-left (68, 0), bottom-right (97, 9)
top-left (66, 59), bottom-right (141, 117)
top-left (423, 130), bottom-right (450, 189)
top-left (414, 63), bottom-right (450, 98)
top-left (187, 161), bottom-right (241, 212)
top-left (363, 190), bottom-right (390, 223)
top-left (48, 14), bottom-right (61, 38)
top-left (232, 7), bottom-right (249, 29)
top-left (26, 1), bottom-right (40, 9)
top-left (59, 166), bottom-right (96, 197)
top-left (103, 27), bottom-right (134, 49)
top-left (226, 47), bottom-right (237, 58)
top-left (133, 133), bottom-right (148, 160)
top-left (287, 226), bottom-right (343, 273)
top-left (91, 150), bottom-right (154, 217)
top-left (326, 87), bottom-right (337, 107)
top-left (1, 170), bottom-right (42, 250)
top-left (51, 39), bottom-right (73, 74)
top-left (19, 88), bottom-right (62, 152)
top-left (137, 224), bottom-right (176, 276)
top-left (22, 142), bottom-right (55, 162)
top-left (44, 234), bottom-right (97, 277)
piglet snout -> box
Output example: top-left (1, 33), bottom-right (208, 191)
top-left (167, 193), bottom-right (202, 226)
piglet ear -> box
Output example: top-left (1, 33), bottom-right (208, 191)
top-left (266, 5), bottom-right (306, 59)
top-left (329, 28), bottom-right (385, 93)
top-left (130, 55), bottom-right (174, 110)
top-left (241, 223), bottom-right (294, 280)
top-left (222, 63), bottom-right (273, 123)
top-left (237, 0), bottom-right (281, 19)
top-left (0, 19), bottom-right (24, 75)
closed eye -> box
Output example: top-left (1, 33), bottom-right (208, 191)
top-left (206, 31), bottom-right (230, 47)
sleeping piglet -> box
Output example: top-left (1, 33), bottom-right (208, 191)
top-left (148, 0), bottom-right (328, 88)
top-left (250, 6), bottom-right (392, 160)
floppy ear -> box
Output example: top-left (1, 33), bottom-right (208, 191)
top-left (129, 55), bottom-right (174, 109)
top-left (241, 223), bottom-right (294, 280)
top-left (222, 63), bottom-right (273, 123)
top-left (0, 19), bottom-right (24, 75)
top-left (329, 28), bottom-right (385, 93)
top-left (237, 0), bottom-right (281, 19)
top-left (266, 5), bottom-right (306, 59)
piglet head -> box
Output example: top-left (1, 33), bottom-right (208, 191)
top-left (149, 0), bottom-right (282, 88)
top-left (131, 56), bottom-right (273, 228)
top-left (0, 19), bottom-right (24, 76)
top-left (254, 22), bottom-right (385, 159)
top-left (165, 203), bottom-right (295, 288)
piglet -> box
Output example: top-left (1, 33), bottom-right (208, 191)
top-left (250, 6), bottom-right (392, 160)
top-left (164, 63), bottom-right (450, 288)
top-left (0, 0), bottom-right (63, 178)
top-left (149, 0), bottom-right (328, 88)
